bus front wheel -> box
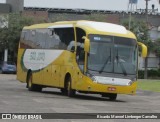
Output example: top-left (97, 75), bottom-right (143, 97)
top-left (66, 77), bottom-right (75, 97)
top-left (27, 72), bottom-right (42, 92)
top-left (102, 93), bottom-right (117, 101)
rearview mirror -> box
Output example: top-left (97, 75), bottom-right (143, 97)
top-left (138, 42), bottom-right (147, 58)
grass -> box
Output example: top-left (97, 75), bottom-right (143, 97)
top-left (137, 79), bottom-right (160, 92)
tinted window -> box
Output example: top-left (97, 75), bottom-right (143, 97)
top-left (20, 27), bottom-right (75, 50)
top-left (54, 28), bottom-right (75, 50)
top-left (35, 29), bottom-right (47, 49)
top-left (45, 29), bottom-right (61, 49)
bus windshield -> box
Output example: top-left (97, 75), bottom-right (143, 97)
top-left (88, 34), bottom-right (137, 75)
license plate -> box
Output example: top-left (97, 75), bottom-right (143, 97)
top-left (108, 87), bottom-right (116, 91)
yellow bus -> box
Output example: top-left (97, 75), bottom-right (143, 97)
top-left (17, 20), bottom-right (147, 100)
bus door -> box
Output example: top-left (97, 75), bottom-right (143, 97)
top-left (74, 46), bottom-right (85, 89)
top-left (73, 27), bottom-right (86, 89)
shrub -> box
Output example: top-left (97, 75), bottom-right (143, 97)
top-left (148, 69), bottom-right (158, 77)
top-left (138, 69), bottom-right (160, 79)
top-left (138, 70), bottom-right (144, 79)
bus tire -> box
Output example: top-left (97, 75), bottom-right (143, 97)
top-left (102, 93), bottom-right (117, 101)
top-left (27, 72), bottom-right (42, 92)
top-left (109, 94), bottom-right (117, 101)
top-left (66, 77), bottom-right (75, 97)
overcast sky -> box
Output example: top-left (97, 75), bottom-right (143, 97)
top-left (0, 0), bottom-right (160, 11)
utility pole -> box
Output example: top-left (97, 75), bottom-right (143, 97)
top-left (128, 2), bottom-right (133, 30)
top-left (144, 0), bottom-right (150, 79)
top-left (145, 0), bottom-right (150, 24)
top-left (128, 0), bottom-right (138, 30)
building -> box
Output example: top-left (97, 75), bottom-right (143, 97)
top-left (6, 0), bottom-right (24, 13)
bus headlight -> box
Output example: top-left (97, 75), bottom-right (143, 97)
top-left (86, 73), bottom-right (98, 83)
top-left (128, 78), bottom-right (136, 86)
top-left (128, 78), bottom-right (136, 85)
top-left (128, 80), bottom-right (133, 86)
top-left (91, 76), bottom-right (98, 83)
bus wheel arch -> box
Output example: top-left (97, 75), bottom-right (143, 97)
top-left (26, 69), bottom-right (32, 88)
top-left (26, 70), bottom-right (42, 92)
top-left (64, 73), bottom-right (75, 97)
top-left (26, 70), bottom-right (34, 91)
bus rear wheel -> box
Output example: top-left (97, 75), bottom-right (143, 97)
top-left (27, 72), bottom-right (42, 92)
top-left (102, 93), bottom-right (117, 101)
top-left (66, 77), bottom-right (75, 97)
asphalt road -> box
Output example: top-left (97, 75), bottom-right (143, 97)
top-left (0, 74), bottom-right (160, 122)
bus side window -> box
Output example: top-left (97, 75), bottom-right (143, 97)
top-left (45, 29), bottom-right (60, 49)
top-left (20, 31), bottom-right (26, 48)
top-left (54, 28), bottom-right (75, 50)
top-left (21, 31), bottom-right (26, 41)
top-left (30, 30), bottom-right (37, 48)
top-left (35, 29), bottom-right (47, 49)
top-left (67, 41), bottom-right (75, 52)
top-left (23, 30), bottom-right (31, 49)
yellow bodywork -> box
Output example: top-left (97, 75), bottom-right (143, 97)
top-left (17, 20), bottom-right (147, 95)
top-left (17, 49), bottom-right (137, 95)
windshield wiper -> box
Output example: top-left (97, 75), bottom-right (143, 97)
top-left (116, 49), bottom-right (127, 76)
top-left (87, 68), bottom-right (100, 72)
top-left (99, 48), bottom-right (111, 74)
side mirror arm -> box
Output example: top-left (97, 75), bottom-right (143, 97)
top-left (137, 42), bottom-right (147, 58)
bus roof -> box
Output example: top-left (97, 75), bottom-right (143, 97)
top-left (23, 20), bottom-right (136, 39)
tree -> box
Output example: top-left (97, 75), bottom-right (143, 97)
top-left (122, 19), bottom-right (150, 45)
top-left (0, 13), bottom-right (43, 62)
top-left (122, 19), bottom-right (154, 79)
top-left (154, 38), bottom-right (160, 68)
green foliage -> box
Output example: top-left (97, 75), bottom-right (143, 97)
top-left (138, 69), bottom-right (160, 79)
top-left (0, 13), bottom-right (47, 51)
top-left (122, 19), bottom-right (154, 53)
top-left (153, 38), bottom-right (160, 57)
top-left (0, 13), bottom-right (34, 51)
top-left (148, 69), bottom-right (159, 77)
top-left (138, 70), bottom-right (144, 79)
